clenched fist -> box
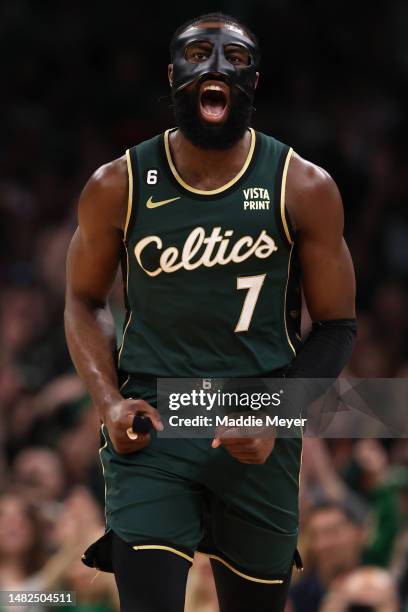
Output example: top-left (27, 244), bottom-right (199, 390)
top-left (212, 417), bottom-right (276, 464)
top-left (104, 398), bottom-right (163, 454)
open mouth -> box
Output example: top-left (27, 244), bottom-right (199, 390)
top-left (199, 82), bottom-right (229, 123)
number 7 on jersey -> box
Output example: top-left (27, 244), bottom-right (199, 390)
top-left (235, 274), bottom-right (266, 332)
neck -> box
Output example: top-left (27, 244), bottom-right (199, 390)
top-left (169, 128), bottom-right (252, 191)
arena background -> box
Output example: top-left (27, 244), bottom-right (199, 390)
top-left (1, 0), bottom-right (407, 610)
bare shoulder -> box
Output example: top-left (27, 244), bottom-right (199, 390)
top-left (286, 151), bottom-right (343, 232)
top-left (78, 155), bottom-right (128, 231)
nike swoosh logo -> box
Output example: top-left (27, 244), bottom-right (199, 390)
top-left (146, 196), bottom-right (181, 209)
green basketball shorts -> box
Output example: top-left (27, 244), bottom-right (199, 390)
top-left (91, 420), bottom-right (302, 583)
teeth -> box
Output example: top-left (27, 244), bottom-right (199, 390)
top-left (203, 84), bottom-right (224, 92)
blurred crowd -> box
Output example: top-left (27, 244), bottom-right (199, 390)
top-left (1, 0), bottom-right (407, 610)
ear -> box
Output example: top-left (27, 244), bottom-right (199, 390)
top-left (255, 72), bottom-right (260, 89)
top-left (168, 64), bottom-right (173, 87)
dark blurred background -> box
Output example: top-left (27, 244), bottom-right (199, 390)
top-left (0, 1), bottom-right (407, 611)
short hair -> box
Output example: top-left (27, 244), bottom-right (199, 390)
top-left (170, 12), bottom-right (259, 58)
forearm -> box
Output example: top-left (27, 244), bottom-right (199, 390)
top-left (286, 318), bottom-right (357, 379)
top-left (280, 319), bottom-right (357, 420)
top-left (64, 296), bottom-right (121, 418)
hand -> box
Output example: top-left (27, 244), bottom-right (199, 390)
top-left (353, 439), bottom-right (388, 475)
top-left (212, 419), bottom-right (276, 464)
top-left (104, 398), bottom-right (163, 454)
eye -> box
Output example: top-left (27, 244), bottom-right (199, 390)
top-left (227, 54), bottom-right (244, 65)
top-left (185, 43), bottom-right (212, 64)
top-left (225, 46), bottom-right (250, 67)
top-left (192, 51), bottom-right (209, 62)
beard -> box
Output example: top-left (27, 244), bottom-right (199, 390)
top-left (172, 81), bottom-right (253, 150)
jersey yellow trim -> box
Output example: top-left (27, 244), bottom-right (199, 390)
top-left (117, 308), bottom-right (132, 365)
top-left (164, 128), bottom-right (256, 195)
top-left (119, 374), bottom-right (130, 392)
top-left (117, 152), bottom-right (133, 366)
top-left (280, 147), bottom-right (294, 245)
top-left (99, 424), bottom-right (108, 522)
top-left (124, 149), bottom-right (133, 239)
top-left (117, 228), bottom-right (132, 366)
top-left (284, 244), bottom-right (297, 356)
top-left (132, 544), bottom-right (194, 564)
top-left (204, 554), bottom-right (284, 584)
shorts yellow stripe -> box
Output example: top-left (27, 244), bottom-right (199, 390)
top-left (204, 553), bottom-right (284, 584)
top-left (132, 544), bottom-right (194, 564)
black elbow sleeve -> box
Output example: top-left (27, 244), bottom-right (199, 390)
top-left (285, 318), bottom-right (357, 379)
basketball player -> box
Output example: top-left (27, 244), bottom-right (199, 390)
top-left (65, 13), bottom-right (356, 612)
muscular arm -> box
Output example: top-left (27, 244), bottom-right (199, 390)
top-left (64, 157), bottom-right (127, 415)
top-left (65, 157), bottom-right (163, 453)
top-left (286, 152), bottom-right (356, 322)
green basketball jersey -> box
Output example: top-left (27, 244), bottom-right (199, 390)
top-left (117, 128), bottom-right (301, 385)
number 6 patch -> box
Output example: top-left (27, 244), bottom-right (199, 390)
top-left (145, 168), bottom-right (160, 185)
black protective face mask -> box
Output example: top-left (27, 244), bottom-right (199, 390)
top-left (170, 26), bottom-right (260, 101)
top-left (170, 25), bottom-right (260, 149)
